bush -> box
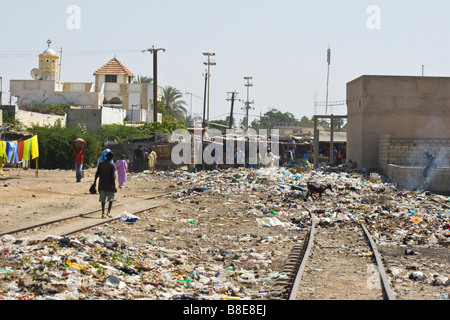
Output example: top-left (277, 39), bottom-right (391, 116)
top-left (94, 124), bottom-right (150, 143)
top-left (27, 121), bottom-right (102, 169)
top-left (20, 103), bottom-right (72, 116)
top-left (25, 120), bottom-right (185, 169)
top-left (142, 120), bottom-right (186, 133)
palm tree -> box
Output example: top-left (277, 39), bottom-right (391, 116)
top-left (161, 86), bottom-right (188, 123)
top-left (134, 75), bottom-right (153, 83)
top-left (184, 114), bottom-right (202, 127)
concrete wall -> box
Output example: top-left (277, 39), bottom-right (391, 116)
top-left (66, 106), bottom-right (125, 133)
top-left (16, 108), bottom-right (66, 127)
top-left (387, 165), bottom-right (450, 194)
top-left (10, 80), bottom-right (102, 108)
top-left (347, 75), bottom-right (450, 170)
top-left (379, 135), bottom-right (450, 174)
top-left (2, 104), bottom-right (66, 127)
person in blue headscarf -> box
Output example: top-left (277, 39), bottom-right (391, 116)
top-left (97, 148), bottom-right (114, 167)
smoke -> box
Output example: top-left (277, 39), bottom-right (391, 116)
top-left (400, 142), bottom-right (449, 191)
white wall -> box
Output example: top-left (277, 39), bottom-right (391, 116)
top-left (16, 108), bottom-right (66, 127)
top-left (101, 106), bottom-right (126, 125)
top-left (10, 80), bottom-right (102, 107)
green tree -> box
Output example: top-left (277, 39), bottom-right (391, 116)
top-left (27, 121), bottom-right (102, 169)
top-left (299, 116), bottom-right (313, 126)
top-left (184, 114), bottom-right (202, 127)
top-left (250, 108), bottom-right (300, 130)
top-left (161, 86), bottom-right (188, 123)
top-left (134, 75), bottom-right (153, 83)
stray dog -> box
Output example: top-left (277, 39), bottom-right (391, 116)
top-left (304, 182), bottom-right (332, 200)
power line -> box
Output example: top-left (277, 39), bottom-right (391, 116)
top-left (0, 49), bottom-right (142, 58)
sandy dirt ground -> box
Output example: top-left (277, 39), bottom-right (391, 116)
top-left (0, 166), bottom-right (448, 302)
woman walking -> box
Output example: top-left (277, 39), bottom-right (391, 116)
top-left (115, 154), bottom-right (128, 188)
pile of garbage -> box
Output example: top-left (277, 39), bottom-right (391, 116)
top-left (0, 166), bottom-right (448, 300)
top-left (165, 167), bottom-right (449, 244)
top-left (0, 230), bottom-right (294, 300)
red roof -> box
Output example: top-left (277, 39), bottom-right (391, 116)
top-left (93, 57), bottom-right (135, 77)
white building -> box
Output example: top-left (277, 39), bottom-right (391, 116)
top-left (9, 40), bottom-right (162, 129)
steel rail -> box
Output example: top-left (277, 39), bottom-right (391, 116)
top-left (60, 202), bottom-right (167, 236)
top-left (288, 210), bottom-right (316, 300)
top-left (0, 189), bottom-right (186, 237)
top-left (285, 211), bottom-right (395, 300)
top-left (360, 223), bottom-right (396, 300)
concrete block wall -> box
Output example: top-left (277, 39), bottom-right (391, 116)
top-left (379, 135), bottom-right (450, 175)
top-left (378, 135), bottom-right (390, 175)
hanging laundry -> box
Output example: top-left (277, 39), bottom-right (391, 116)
top-left (6, 141), bottom-right (19, 164)
top-left (22, 138), bottom-right (31, 162)
top-left (18, 140), bottom-right (24, 162)
top-left (0, 141), bottom-right (4, 159)
top-left (0, 141), bottom-right (7, 167)
top-left (30, 135), bottom-right (39, 159)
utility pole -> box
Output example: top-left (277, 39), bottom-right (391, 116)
top-left (142, 46), bottom-right (165, 122)
top-left (226, 91), bottom-right (239, 129)
top-left (203, 52), bottom-right (216, 127)
top-left (244, 76), bottom-right (253, 130)
top-left (185, 91), bottom-right (200, 117)
top-left (202, 71), bottom-right (208, 128)
top-left (325, 46), bottom-right (331, 115)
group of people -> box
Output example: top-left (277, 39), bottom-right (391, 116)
top-left (333, 146), bottom-right (346, 165)
top-left (133, 145), bottom-right (157, 173)
top-left (72, 141), bottom-right (157, 219)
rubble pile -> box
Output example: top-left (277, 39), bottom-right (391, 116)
top-left (0, 167), bottom-right (448, 300)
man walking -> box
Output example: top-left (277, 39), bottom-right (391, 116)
top-left (94, 151), bottom-right (117, 218)
top-left (73, 139), bottom-right (85, 183)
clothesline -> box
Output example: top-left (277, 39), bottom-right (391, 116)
top-left (0, 135), bottom-right (39, 177)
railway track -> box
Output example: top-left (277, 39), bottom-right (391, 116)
top-left (0, 189), bottom-right (191, 239)
top-left (2, 184), bottom-right (396, 301)
top-left (273, 210), bottom-right (395, 300)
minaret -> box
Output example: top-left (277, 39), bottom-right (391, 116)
top-left (38, 40), bottom-right (59, 81)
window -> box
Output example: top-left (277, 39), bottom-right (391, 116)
top-left (45, 59), bottom-right (50, 69)
top-left (40, 59), bottom-right (43, 68)
top-left (52, 59), bottom-right (55, 69)
top-left (105, 75), bottom-right (117, 83)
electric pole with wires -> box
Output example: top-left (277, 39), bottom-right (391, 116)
top-left (243, 76), bottom-right (254, 130)
top-left (325, 46), bottom-right (331, 115)
top-left (203, 52), bottom-right (216, 127)
top-left (142, 46), bottom-right (165, 122)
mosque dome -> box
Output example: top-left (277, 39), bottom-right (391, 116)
top-left (41, 40), bottom-right (58, 56)
top-left (42, 47), bottom-right (57, 55)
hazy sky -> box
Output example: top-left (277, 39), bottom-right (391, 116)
top-left (1, 0), bottom-right (449, 124)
